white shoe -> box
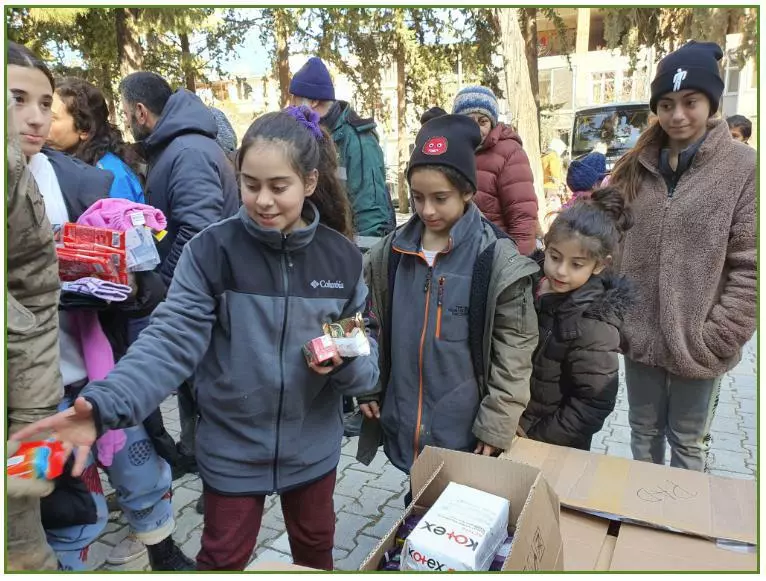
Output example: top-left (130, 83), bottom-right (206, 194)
top-left (107, 534), bottom-right (148, 565)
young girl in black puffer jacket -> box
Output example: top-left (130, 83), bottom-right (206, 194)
top-left (519, 187), bottom-right (634, 450)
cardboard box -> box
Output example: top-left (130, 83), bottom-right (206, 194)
top-left (504, 438), bottom-right (757, 571)
top-left (246, 561), bottom-right (318, 572)
top-left (359, 446), bottom-right (563, 572)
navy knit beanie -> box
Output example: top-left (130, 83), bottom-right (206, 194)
top-left (289, 57), bottom-right (335, 101)
top-left (566, 152), bottom-right (607, 192)
top-left (453, 86), bottom-right (499, 127)
top-left (650, 41), bottom-right (724, 114)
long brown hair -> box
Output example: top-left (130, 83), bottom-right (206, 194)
top-left (609, 120), bottom-right (667, 203)
top-left (237, 107), bottom-right (354, 240)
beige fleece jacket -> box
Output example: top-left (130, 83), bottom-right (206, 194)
top-left (619, 119), bottom-right (756, 379)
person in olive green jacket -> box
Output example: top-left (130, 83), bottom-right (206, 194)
top-left (289, 57), bottom-right (395, 237)
top-left (354, 115), bottom-right (538, 481)
top-left (6, 89), bottom-right (62, 571)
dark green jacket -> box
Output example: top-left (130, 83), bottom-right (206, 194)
top-left (323, 102), bottom-right (395, 237)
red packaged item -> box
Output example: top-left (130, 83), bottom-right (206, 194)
top-left (63, 223), bottom-right (124, 250)
top-left (303, 335), bottom-right (339, 367)
top-left (7, 439), bottom-right (67, 481)
top-left (56, 223), bottom-right (129, 285)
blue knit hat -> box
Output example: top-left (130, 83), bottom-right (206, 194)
top-left (452, 86), bottom-right (499, 127)
top-left (566, 152), bottom-right (607, 192)
top-left (289, 57), bottom-right (335, 101)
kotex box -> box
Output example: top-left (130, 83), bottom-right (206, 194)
top-left (400, 482), bottom-right (509, 571)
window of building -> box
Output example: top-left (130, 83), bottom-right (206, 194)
top-left (724, 49), bottom-right (741, 95)
top-left (589, 71), bottom-right (615, 104)
top-left (539, 67), bottom-right (574, 110)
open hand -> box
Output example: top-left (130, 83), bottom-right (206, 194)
top-left (10, 397), bottom-right (97, 477)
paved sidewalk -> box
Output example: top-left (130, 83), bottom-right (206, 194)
top-left (93, 335), bottom-right (757, 571)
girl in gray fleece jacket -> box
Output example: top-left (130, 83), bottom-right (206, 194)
top-left (611, 41), bottom-right (756, 473)
top-left (13, 106), bottom-right (380, 571)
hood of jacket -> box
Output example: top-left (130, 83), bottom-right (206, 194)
top-left (143, 89), bottom-right (218, 155)
top-left (324, 100), bottom-right (378, 134)
top-left (481, 122), bottom-right (523, 151)
top-left (539, 272), bottom-right (635, 340)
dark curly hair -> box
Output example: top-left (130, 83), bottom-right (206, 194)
top-left (545, 186), bottom-right (633, 264)
top-left (237, 107), bottom-right (354, 239)
top-left (55, 77), bottom-right (143, 176)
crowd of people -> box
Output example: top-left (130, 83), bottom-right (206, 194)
top-left (6, 38), bottom-right (756, 572)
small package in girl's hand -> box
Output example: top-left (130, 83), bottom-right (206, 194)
top-left (303, 335), bottom-right (340, 367)
top-left (7, 439), bottom-right (67, 481)
top-left (323, 313), bottom-right (371, 357)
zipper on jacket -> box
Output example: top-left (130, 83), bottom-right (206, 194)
top-left (435, 276), bottom-right (445, 339)
top-left (423, 266), bottom-right (433, 293)
top-left (273, 234), bottom-right (291, 492)
top-left (534, 328), bottom-right (553, 366)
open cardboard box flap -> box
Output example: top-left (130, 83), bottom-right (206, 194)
top-left (360, 446), bottom-right (564, 571)
top-left (504, 438), bottom-right (756, 545)
top-left (560, 509), bottom-right (757, 571)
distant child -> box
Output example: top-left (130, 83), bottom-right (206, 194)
top-left (13, 106), bottom-right (380, 571)
top-left (519, 187), bottom-right (634, 450)
top-left (562, 151), bottom-right (607, 210)
top-left (726, 114), bottom-right (752, 145)
top-left (356, 115), bottom-right (539, 492)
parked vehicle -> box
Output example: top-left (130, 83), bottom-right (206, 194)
top-left (570, 102), bottom-right (652, 170)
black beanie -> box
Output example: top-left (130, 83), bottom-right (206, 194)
top-left (407, 114), bottom-right (482, 191)
top-left (650, 41), bottom-right (724, 114)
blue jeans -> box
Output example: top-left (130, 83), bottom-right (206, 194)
top-left (48, 394), bottom-right (175, 569)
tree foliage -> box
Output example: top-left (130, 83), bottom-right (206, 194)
top-left (602, 8), bottom-right (758, 69)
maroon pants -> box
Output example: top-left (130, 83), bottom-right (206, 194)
top-left (196, 470), bottom-right (336, 571)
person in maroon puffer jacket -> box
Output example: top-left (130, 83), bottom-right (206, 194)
top-left (453, 86), bottom-right (539, 255)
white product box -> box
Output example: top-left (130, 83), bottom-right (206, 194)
top-left (401, 482), bottom-right (510, 571)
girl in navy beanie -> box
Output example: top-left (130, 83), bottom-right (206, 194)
top-left (610, 40), bottom-right (756, 473)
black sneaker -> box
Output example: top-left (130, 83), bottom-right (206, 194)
top-left (343, 410), bottom-right (363, 438)
top-left (147, 537), bottom-right (195, 571)
top-left (195, 494), bottom-right (205, 515)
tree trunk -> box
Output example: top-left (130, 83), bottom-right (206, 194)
top-left (520, 8), bottom-right (541, 146)
top-left (494, 8), bottom-right (545, 213)
top-left (115, 8), bottom-right (143, 78)
top-left (100, 61), bottom-right (117, 125)
top-left (396, 43), bottom-right (409, 214)
top-left (274, 10), bottom-right (291, 108)
top-left (179, 32), bottom-right (196, 93)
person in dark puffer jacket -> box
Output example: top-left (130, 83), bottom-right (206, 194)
top-left (519, 187), bottom-right (634, 450)
top-left (453, 86), bottom-right (539, 255)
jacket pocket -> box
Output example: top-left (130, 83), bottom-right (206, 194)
top-left (7, 294), bottom-right (36, 334)
top-left (24, 183), bottom-right (46, 227)
top-left (428, 379), bottom-right (480, 451)
top-left (437, 275), bottom-right (470, 342)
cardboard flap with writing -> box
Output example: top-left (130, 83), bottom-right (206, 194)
top-left (413, 446), bottom-right (542, 526)
top-left (609, 524), bottom-right (757, 571)
top-left (504, 439), bottom-right (756, 544)
top-left (503, 474), bottom-right (563, 571)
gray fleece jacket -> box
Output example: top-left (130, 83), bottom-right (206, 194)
top-left (82, 202), bottom-right (380, 494)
